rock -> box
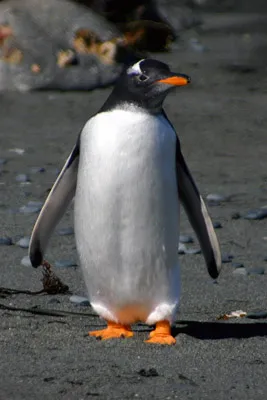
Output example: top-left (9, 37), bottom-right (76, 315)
top-left (138, 368), bottom-right (159, 377)
top-left (30, 166), bottom-right (46, 173)
top-left (69, 295), bottom-right (89, 306)
top-left (247, 267), bottom-right (265, 275)
top-left (233, 267), bottom-right (247, 276)
top-left (0, 158), bottom-right (7, 165)
top-left (48, 298), bottom-right (61, 304)
top-left (222, 254), bottom-right (234, 263)
top-left (179, 235), bottom-right (194, 244)
top-left (178, 243), bottom-right (186, 254)
top-left (243, 208), bottom-right (267, 220)
top-left (213, 221), bottom-right (222, 229)
top-left (206, 193), bottom-right (229, 203)
top-left (0, 0), bottom-right (123, 91)
top-left (232, 262), bottom-right (244, 269)
top-left (21, 255), bottom-right (32, 267)
top-left (55, 259), bottom-right (77, 268)
top-left (57, 227), bottom-right (74, 236)
top-left (16, 173), bottom-right (30, 182)
top-left (189, 38), bottom-right (207, 52)
top-left (16, 236), bottom-right (30, 248)
top-left (8, 148), bottom-right (25, 155)
top-left (231, 212), bottom-right (241, 220)
top-left (19, 201), bottom-right (43, 214)
top-left (246, 311), bottom-right (267, 319)
top-left (0, 236), bottom-right (13, 245)
top-left (184, 248), bottom-right (201, 255)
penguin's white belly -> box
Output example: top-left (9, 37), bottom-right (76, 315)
top-left (74, 108), bottom-right (180, 324)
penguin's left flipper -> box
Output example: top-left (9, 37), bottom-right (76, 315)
top-left (176, 139), bottom-right (222, 279)
top-left (29, 139), bottom-right (80, 267)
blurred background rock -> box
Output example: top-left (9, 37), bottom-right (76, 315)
top-left (0, 0), bottom-right (267, 91)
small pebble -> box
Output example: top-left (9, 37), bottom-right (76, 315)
top-left (0, 158), bottom-right (7, 165)
top-left (178, 243), bottom-right (186, 254)
top-left (222, 254), bottom-right (234, 263)
top-left (247, 267), bottom-right (265, 276)
top-left (19, 201), bottom-right (43, 214)
top-left (184, 248), bottom-right (201, 255)
top-left (231, 212), bottom-right (241, 220)
top-left (16, 236), bottom-right (30, 248)
top-left (48, 298), bottom-right (61, 304)
top-left (138, 368), bottom-right (159, 377)
top-left (9, 148), bottom-right (25, 155)
top-left (57, 227), bottom-right (74, 236)
top-left (246, 311), bottom-right (267, 319)
top-left (69, 295), bottom-right (89, 306)
top-left (55, 260), bottom-right (77, 268)
top-left (213, 221), bottom-right (222, 229)
top-left (21, 255), bottom-right (32, 267)
top-left (232, 262), bottom-right (244, 269)
top-left (206, 193), bottom-right (229, 203)
top-left (16, 174), bottom-right (30, 183)
top-left (233, 267), bottom-right (247, 276)
top-left (243, 209), bottom-right (267, 220)
top-left (189, 38), bottom-right (206, 53)
top-left (264, 257), bottom-right (267, 262)
top-left (30, 167), bottom-right (46, 173)
top-left (179, 235), bottom-right (194, 244)
top-left (0, 236), bottom-right (13, 245)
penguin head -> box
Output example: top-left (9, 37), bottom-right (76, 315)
top-left (104, 59), bottom-right (190, 113)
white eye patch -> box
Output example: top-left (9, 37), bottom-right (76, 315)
top-left (127, 59), bottom-right (144, 75)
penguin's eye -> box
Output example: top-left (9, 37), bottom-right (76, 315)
top-left (137, 74), bottom-right (149, 82)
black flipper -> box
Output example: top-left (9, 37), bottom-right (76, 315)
top-left (29, 138), bottom-right (80, 267)
top-left (176, 139), bottom-right (222, 279)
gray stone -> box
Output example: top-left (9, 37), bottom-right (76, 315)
top-left (19, 201), bottom-right (43, 214)
top-left (222, 254), bottom-right (234, 263)
top-left (55, 260), bottom-right (77, 268)
top-left (30, 167), bottom-right (46, 173)
top-left (233, 267), bottom-right (247, 276)
top-left (16, 173), bottom-right (30, 182)
top-left (243, 208), bottom-right (267, 220)
top-left (21, 255), bottom-right (32, 267)
top-left (184, 248), bottom-right (201, 255)
top-left (179, 235), bottom-right (194, 244)
top-left (246, 311), bottom-right (267, 319)
top-left (213, 221), bottom-right (222, 229)
top-left (16, 236), bottom-right (31, 248)
top-left (231, 212), bottom-right (241, 220)
top-left (0, 158), bottom-right (7, 165)
top-left (178, 243), bottom-right (187, 254)
top-left (247, 267), bottom-right (265, 275)
top-left (0, 236), bottom-right (13, 245)
top-left (69, 295), bottom-right (90, 306)
top-left (206, 193), bottom-right (229, 202)
top-left (232, 262), bottom-right (244, 269)
top-left (57, 227), bottom-right (74, 236)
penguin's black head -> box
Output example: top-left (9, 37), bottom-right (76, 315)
top-left (102, 59), bottom-right (190, 114)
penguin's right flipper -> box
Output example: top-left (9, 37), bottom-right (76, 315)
top-left (29, 139), bottom-right (80, 267)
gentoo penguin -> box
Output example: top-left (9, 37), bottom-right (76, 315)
top-left (29, 59), bottom-right (221, 345)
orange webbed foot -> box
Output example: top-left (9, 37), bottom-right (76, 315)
top-left (89, 321), bottom-right (134, 340)
top-left (145, 320), bottom-right (176, 345)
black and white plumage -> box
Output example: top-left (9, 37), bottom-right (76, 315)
top-left (29, 59), bottom-right (221, 343)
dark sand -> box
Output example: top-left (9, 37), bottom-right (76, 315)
top-left (1, 10), bottom-right (267, 400)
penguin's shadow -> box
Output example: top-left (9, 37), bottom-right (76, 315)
top-left (172, 320), bottom-right (267, 340)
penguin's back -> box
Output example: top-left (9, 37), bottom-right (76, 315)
top-left (74, 107), bottom-right (180, 324)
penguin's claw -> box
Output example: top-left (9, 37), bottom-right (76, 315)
top-left (89, 321), bottom-right (134, 340)
top-left (145, 320), bottom-right (176, 345)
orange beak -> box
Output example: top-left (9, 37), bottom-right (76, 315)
top-left (157, 75), bottom-right (190, 86)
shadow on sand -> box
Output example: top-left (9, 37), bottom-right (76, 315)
top-left (172, 320), bottom-right (267, 340)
